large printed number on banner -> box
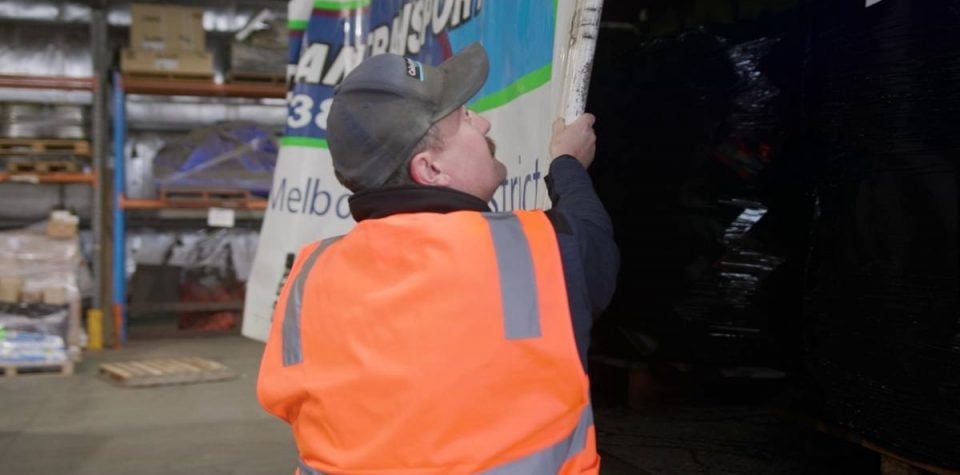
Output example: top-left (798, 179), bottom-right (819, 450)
top-left (287, 95), bottom-right (313, 129)
top-left (288, 95), bottom-right (333, 130)
top-left (287, 41), bottom-right (347, 133)
top-left (315, 98), bottom-right (332, 130)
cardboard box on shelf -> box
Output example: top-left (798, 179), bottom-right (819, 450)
top-left (42, 286), bottom-right (68, 306)
top-left (121, 49), bottom-right (214, 77)
top-left (130, 4), bottom-right (206, 53)
top-left (20, 288), bottom-right (42, 304)
top-left (47, 211), bottom-right (79, 239)
top-left (0, 276), bottom-right (23, 303)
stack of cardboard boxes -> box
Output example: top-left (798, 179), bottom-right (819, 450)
top-left (121, 4), bottom-right (213, 78)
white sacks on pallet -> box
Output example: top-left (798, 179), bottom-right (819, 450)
top-left (243, 0), bottom-right (599, 341)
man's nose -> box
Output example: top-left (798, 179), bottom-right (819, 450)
top-left (477, 115), bottom-right (491, 134)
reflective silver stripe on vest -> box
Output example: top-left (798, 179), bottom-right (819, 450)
top-left (483, 405), bottom-right (594, 475)
top-left (483, 213), bottom-right (541, 340)
top-left (298, 459), bottom-right (327, 475)
top-left (297, 406), bottom-right (593, 475)
top-left (283, 236), bottom-right (342, 367)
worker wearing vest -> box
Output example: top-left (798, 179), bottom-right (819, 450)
top-left (258, 43), bottom-right (619, 474)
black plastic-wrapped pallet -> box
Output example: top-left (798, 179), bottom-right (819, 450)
top-left (587, 4), bottom-right (808, 372)
top-left (802, 0), bottom-right (960, 468)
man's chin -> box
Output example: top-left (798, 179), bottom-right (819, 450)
top-left (494, 160), bottom-right (508, 181)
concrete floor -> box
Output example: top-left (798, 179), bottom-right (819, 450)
top-left (0, 335), bottom-right (643, 475)
top-left (0, 336), bottom-right (296, 475)
top-left (0, 335), bottom-right (877, 474)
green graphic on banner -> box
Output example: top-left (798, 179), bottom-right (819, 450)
top-left (472, 64), bottom-right (552, 113)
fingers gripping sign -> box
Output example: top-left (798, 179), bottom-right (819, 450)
top-left (550, 113), bottom-right (597, 168)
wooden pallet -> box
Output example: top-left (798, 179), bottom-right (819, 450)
top-left (6, 159), bottom-right (80, 173)
top-left (813, 420), bottom-right (960, 475)
top-left (0, 360), bottom-right (74, 378)
top-left (0, 138), bottom-right (91, 157)
top-left (122, 71), bottom-right (214, 82)
top-left (154, 187), bottom-right (263, 208)
top-left (161, 188), bottom-right (251, 201)
top-left (99, 357), bottom-right (236, 388)
top-left (228, 72), bottom-right (286, 85)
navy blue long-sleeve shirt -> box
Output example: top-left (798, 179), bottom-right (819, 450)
top-left (544, 155), bottom-right (620, 366)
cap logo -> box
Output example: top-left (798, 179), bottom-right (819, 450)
top-left (404, 58), bottom-right (424, 81)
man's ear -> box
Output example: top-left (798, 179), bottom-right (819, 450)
top-left (409, 151), bottom-right (449, 186)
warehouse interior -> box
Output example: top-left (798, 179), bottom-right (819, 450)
top-left (1, 0), bottom-right (958, 474)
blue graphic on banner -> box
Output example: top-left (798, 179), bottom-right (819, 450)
top-left (445, 1), bottom-right (554, 101)
top-left (283, 0), bottom-right (555, 145)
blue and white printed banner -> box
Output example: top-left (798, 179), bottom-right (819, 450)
top-left (244, 0), bottom-right (589, 341)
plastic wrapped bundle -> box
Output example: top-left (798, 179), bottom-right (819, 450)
top-left (0, 228), bottom-right (84, 305)
top-left (0, 303), bottom-right (69, 364)
top-left (176, 229), bottom-right (250, 331)
top-left (672, 200), bottom-right (785, 367)
top-left (587, 19), bottom-right (800, 371)
top-left (230, 9), bottom-right (287, 77)
top-left (126, 228), bottom-right (258, 332)
top-left (0, 103), bottom-right (89, 139)
top-left (802, 0), bottom-right (960, 468)
top-left (152, 122), bottom-right (279, 196)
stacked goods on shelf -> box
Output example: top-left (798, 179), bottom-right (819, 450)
top-left (127, 228), bottom-right (258, 332)
top-left (47, 211), bottom-right (79, 239)
top-left (0, 303), bottom-right (70, 367)
top-left (152, 122), bottom-right (277, 197)
top-left (0, 212), bottom-right (85, 367)
top-left (0, 104), bottom-right (89, 140)
top-left (176, 229), bottom-right (250, 331)
top-left (0, 104), bottom-right (91, 175)
top-left (802, 0), bottom-right (960, 469)
top-left (229, 9), bottom-right (287, 82)
top-left (121, 4), bottom-right (212, 79)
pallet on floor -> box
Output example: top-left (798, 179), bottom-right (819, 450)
top-left (228, 71), bottom-right (285, 85)
top-left (0, 360), bottom-right (74, 378)
top-left (0, 138), bottom-right (91, 157)
top-left (99, 356), bottom-right (236, 387)
top-left (813, 420), bottom-right (960, 475)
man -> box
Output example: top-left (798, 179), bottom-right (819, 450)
top-left (258, 42), bottom-right (618, 474)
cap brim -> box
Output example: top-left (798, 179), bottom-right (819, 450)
top-left (432, 43), bottom-right (489, 122)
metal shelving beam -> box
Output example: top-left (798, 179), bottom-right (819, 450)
top-left (0, 172), bottom-right (97, 184)
top-left (121, 76), bottom-right (286, 99)
top-left (0, 75), bottom-right (94, 91)
top-left (120, 195), bottom-right (267, 210)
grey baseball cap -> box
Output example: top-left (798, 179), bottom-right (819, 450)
top-left (327, 42), bottom-right (489, 191)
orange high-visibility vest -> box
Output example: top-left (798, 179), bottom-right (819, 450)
top-left (258, 210), bottom-right (598, 474)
